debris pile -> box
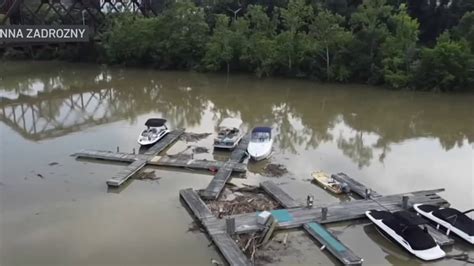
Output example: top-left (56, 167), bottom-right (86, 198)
top-left (263, 163), bottom-right (288, 177)
top-left (191, 146), bottom-right (209, 154)
top-left (180, 132), bottom-right (212, 142)
top-left (135, 171), bottom-right (160, 181)
top-left (206, 185), bottom-right (280, 217)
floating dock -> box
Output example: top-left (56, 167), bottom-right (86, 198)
top-left (304, 222), bottom-right (363, 265)
top-left (330, 173), bottom-right (453, 246)
top-left (200, 136), bottom-right (250, 200)
top-left (180, 188), bottom-right (252, 266)
top-left (180, 174), bottom-right (453, 266)
top-left (331, 172), bottom-right (382, 198)
top-left (260, 181), bottom-right (302, 208)
top-left (73, 129), bottom-right (247, 188)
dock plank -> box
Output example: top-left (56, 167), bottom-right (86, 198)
top-left (332, 173), bottom-right (382, 199)
top-left (210, 233), bottom-right (252, 266)
top-left (260, 181), bottom-right (302, 208)
top-left (200, 164), bottom-right (233, 200)
top-left (144, 129), bottom-right (185, 155)
top-left (200, 135), bottom-right (250, 200)
top-left (106, 159), bottom-right (147, 187)
top-left (304, 222), bottom-right (363, 265)
top-left (148, 156), bottom-right (247, 172)
top-left (73, 149), bottom-right (138, 162)
top-left (229, 135), bottom-right (250, 162)
top-left (425, 225), bottom-right (454, 246)
top-left (179, 188), bottom-right (214, 220)
top-left (226, 189), bottom-right (448, 233)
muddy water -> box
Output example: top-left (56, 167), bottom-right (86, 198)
top-left (0, 61), bottom-right (473, 265)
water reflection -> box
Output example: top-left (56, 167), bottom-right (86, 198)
top-left (1, 61), bottom-right (473, 168)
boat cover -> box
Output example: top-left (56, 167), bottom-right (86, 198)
top-left (145, 118), bottom-right (166, 127)
top-left (417, 204), bottom-right (474, 236)
top-left (252, 127), bottom-right (271, 133)
top-left (369, 210), bottom-right (437, 250)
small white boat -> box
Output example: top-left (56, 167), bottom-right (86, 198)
top-left (366, 210), bottom-right (445, 261)
top-left (414, 204), bottom-right (474, 244)
top-left (247, 126), bottom-right (273, 161)
top-left (137, 118), bottom-right (170, 146)
top-left (213, 118), bottom-right (244, 149)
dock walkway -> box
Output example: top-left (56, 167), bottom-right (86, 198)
top-left (200, 136), bottom-right (250, 200)
top-left (304, 222), bottom-right (363, 265)
top-left (73, 129), bottom-right (247, 188)
top-left (260, 181), bottom-right (302, 208)
top-left (180, 188), bottom-right (251, 266)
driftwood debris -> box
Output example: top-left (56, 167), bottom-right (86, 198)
top-left (206, 186), bottom-right (280, 217)
top-left (263, 163), bottom-right (288, 177)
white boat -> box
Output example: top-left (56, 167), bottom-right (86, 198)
top-left (366, 210), bottom-right (446, 261)
top-left (247, 126), bottom-right (273, 161)
top-left (137, 118), bottom-right (170, 146)
top-left (213, 118), bottom-right (244, 149)
top-left (414, 204), bottom-right (474, 244)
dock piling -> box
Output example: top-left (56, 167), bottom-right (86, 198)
top-left (402, 195), bottom-right (409, 209)
top-left (226, 218), bottom-right (236, 235)
top-left (322, 207), bottom-right (328, 220)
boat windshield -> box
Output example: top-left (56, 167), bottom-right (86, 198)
top-left (251, 132), bottom-right (270, 142)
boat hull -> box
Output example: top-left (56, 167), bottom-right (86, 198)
top-left (247, 140), bottom-right (272, 161)
top-left (366, 211), bottom-right (446, 261)
top-left (414, 204), bottom-right (474, 244)
top-left (213, 135), bottom-right (243, 149)
top-left (311, 171), bottom-right (343, 194)
top-left (137, 129), bottom-right (170, 146)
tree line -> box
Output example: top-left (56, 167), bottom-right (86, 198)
top-left (14, 0), bottom-right (474, 91)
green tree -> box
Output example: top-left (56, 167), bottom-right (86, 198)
top-left (203, 15), bottom-right (249, 73)
top-left (350, 0), bottom-right (392, 83)
top-left (310, 8), bottom-right (353, 81)
top-left (241, 5), bottom-right (278, 76)
top-left (453, 11), bottom-right (474, 50)
top-left (203, 15), bottom-right (234, 72)
top-left (101, 14), bottom-right (157, 65)
top-left (415, 32), bottom-right (474, 91)
top-left (154, 0), bottom-right (209, 68)
top-left (381, 4), bottom-right (419, 88)
top-left (275, 0), bottom-right (313, 74)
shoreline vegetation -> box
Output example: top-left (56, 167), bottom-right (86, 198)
top-left (2, 0), bottom-right (473, 92)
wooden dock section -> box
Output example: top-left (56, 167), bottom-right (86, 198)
top-left (260, 181), bottom-right (302, 208)
top-left (180, 189), bottom-right (252, 266)
top-left (304, 222), bottom-right (363, 265)
top-left (106, 159), bottom-right (147, 187)
top-left (425, 224), bottom-right (454, 246)
top-left (144, 129), bottom-right (185, 155)
top-left (227, 189), bottom-right (449, 233)
top-left (74, 150), bottom-right (140, 162)
top-left (73, 129), bottom-right (249, 188)
top-left (148, 156), bottom-right (247, 172)
top-left (200, 136), bottom-right (250, 200)
top-left (331, 173), bottom-right (382, 199)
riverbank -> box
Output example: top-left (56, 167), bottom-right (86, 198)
top-left (2, 0), bottom-right (473, 92)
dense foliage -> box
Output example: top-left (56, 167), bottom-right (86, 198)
top-left (97, 0), bottom-right (474, 91)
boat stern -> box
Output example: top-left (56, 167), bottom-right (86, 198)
top-left (413, 246), bottom-right (446, 261)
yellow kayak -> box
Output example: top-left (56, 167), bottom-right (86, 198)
top-left (311, 171), bottom-right (344, 194)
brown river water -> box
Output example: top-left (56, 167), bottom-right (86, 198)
top-left (0, 61), bottom-right (473, 265)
